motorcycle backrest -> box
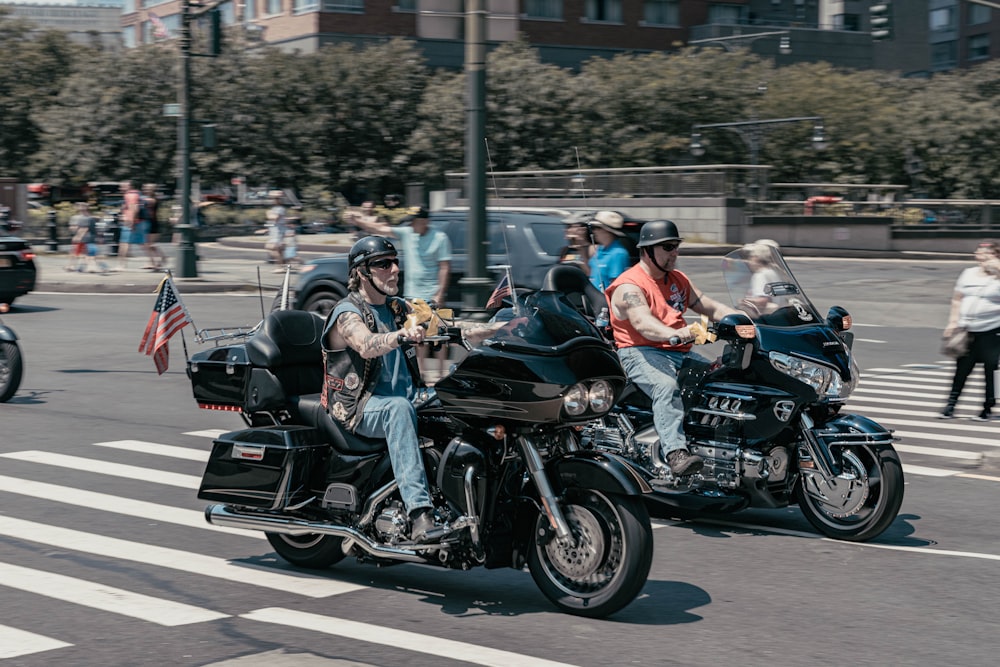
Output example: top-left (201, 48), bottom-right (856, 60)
top-left (245, 310), bottom-right (325, 398)
top-left (541, 264), bottom-right (608, 319)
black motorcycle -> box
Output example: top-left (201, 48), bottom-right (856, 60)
top-left (550, 246), bottom-right (904, 542)
top-left (187, 291), bottom-right (654, 617)
top-left (0, 302), bottom-right (23, 403)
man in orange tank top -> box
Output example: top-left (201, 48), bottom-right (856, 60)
top-left (606, 220), bottom-right (739, 477)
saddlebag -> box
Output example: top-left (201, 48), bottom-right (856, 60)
top-left (197, 425), bottom-right (327, 510)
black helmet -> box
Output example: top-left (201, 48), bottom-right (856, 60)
top-left (349, 236), bottom-right (397, 270)
top-left (637, 220), bottom-right (683, 247)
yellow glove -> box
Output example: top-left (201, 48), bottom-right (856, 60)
top-left (405, 299), bottom-right (453, 332)
top-left (688, 316), bottom-right (717, 345)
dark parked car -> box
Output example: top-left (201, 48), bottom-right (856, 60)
top-left (0, 235), bottom-right (37, 306)
top-left (292, 209), bottom-right (574, 316)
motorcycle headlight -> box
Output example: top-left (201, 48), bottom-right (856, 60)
top-left (769, 351), bottom-right (853, 400)
top-left (588, 379), bottom-right (613, 415)
top-left (563, 383), bottom-right (588, 416)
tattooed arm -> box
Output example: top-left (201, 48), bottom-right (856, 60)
top-left (610, 283), bottom-right (693, 343)
top-left (332, 311), bottom-right (426, 359)
top-left (459, 318), bottom-right (527, 345)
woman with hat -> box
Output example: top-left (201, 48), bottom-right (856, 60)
top-left (588, 210), bottom-right (632, 291)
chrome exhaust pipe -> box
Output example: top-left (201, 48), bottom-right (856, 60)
top-left (204, 504), bottom-right (428, 563)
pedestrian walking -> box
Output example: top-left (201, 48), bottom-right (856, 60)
top-left (139, 183), bottom-right (166, 270)
top-left (117, 181), bottom-right (141, 270)
top-left (940, 240), bottom-right (1000, 421)
top-left (265, 190), bottom-right (288, 269)
top-left (65, 203), bottom-right (108, 274)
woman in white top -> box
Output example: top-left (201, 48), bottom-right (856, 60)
top-left (940, 241), bottom-right (1000, 421)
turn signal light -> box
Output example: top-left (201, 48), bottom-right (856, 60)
top-left (735, 324), bottom-right (756, 339)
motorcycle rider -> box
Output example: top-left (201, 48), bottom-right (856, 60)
top-left (606, 220), bottom-right (740, 477)
top-left (321, 236), bottom-right (517, 542)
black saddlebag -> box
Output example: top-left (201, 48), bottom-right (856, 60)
top-left (197, 425), bottom-right (327, 510)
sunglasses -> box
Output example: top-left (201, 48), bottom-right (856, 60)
top-left (657, 242), bottom-right (681, 252)
top-left (368, 257), bottom-right (399, 270)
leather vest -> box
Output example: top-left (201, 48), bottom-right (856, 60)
top-left (320, 292), bottom-right (423, 432)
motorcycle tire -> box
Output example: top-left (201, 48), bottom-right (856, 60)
top-left (265, 532), bottom-right (347, 569)
top-left (796, 445), bottom-right (904, 542)
top-left (528, 489), bottom-right (652, 619)
top-left (0, 340), bottom-right (23, 403)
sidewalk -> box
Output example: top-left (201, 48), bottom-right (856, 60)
top-left (32, 233), bottom-right (356, 294)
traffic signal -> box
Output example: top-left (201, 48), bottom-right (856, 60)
top-left (870, 1), bottom-right (893, 42)
top-left (208, 9), bottom-right (222, 56)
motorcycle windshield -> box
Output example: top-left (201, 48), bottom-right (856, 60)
top-left (721, 244), bottom-right (823, 326)
top-left (486, 291), bottom-right (606, 351)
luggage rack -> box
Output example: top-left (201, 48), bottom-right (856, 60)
top-left (195, 323), bottom-right (261, 346)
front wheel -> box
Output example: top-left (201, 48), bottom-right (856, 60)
top-left (0, 340), bottom-right (23, 403)
top-left (266, 532), bottom-right (346, 569)
top-left (796, 445), bottom-right (904, 542)
top-left (528, 489), bottom-right (652, 618)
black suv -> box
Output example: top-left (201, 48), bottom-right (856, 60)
top-left (292, 210), bottom-right (573, 316)
top-left (0, 235), bottom-right (37, 306)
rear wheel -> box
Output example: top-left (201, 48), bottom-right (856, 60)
top-left (265, 532), bottom-right (346, 568)
top-left (796, 445), bottom-right (904, 542)
top-left (528, 489), bottom-right (652, 618)
top-left (0, 340), bottom-right (23, 403)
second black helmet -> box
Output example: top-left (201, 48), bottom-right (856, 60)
top-left (636, 220), bottom-right (683, 247)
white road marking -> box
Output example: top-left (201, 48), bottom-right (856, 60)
top-left (0, 516), bottom-right (365, 599)
top-left (242, 607), bottom-right (582, 667)
top-left (902, 464), bottom-right (960, 477)
top-left (854, 338), bottom-right (886, 344)
top-left (887, 428), bottom-right (1000, 447)
top-left (93, 440), bottom-right (210, 462)
top-left (864, 367), bottom-right (959, 377)
top-left (0, 562), bottom-right (228, 626)
top-left (0, 474), bottom-right (262, 539)
top-left (185, 429), bottom-right (231, 439)
top-left (0, 625), bottom-right (72, 659)
top-left (0, 451), bottom-right (201, 488)
top-left (894, 444), bottom-right (983, 461)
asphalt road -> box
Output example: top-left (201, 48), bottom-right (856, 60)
top-left (1, 256), bottom-right (998, 666)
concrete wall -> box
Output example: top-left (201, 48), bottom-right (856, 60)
top-left (747, 216), bottom-right (893, 250)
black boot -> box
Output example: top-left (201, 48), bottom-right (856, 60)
top-left (938, 404), bottom-right (956, 419)
top-left (409, 508), bottom-right (445, 544)
top-left (666, 449), bottom-right (704, 476)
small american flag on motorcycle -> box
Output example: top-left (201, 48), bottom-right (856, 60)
top-left (138, 275), bottom-right (193, 374)
top-left (486, 273), bottom-right (511, 309)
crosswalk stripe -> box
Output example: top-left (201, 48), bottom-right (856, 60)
top-left (859, 378), bottom-right (981, 390)
top-left (0, 474), bottom-right (262, 539)
top-left (0, 625), bottom-right (72, 659)
top-left (864, 367), bottom-right (956, 377)
top-left (902, 464), bottom-right (959, 477)
top-left (879, 427), bottom-right (999, 447)
top-left (0, 562), bottom-right (229, 626)
top-left (186, 429), bottom-right (230, 439)
top-left (893, 444), bottom-right (983, 461)
top-left (852, 386), bottom-right (982, 402)
top-left (0, 516), bottom-right (365, 599)
top-left (242, 607), bottom-right (582, 667)
top-left (93, 440), bottom-right (210, 462)
top-left (0, 451), bottom-right (201, 488)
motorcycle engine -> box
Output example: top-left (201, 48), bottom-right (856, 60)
top-left (374, 501), bottom-right (409, 542)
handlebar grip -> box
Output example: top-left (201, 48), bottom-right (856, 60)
top-left (668, 336), bottom-right (682, 346)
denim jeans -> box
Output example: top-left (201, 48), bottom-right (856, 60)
top-left (355, 395), bottom-right (432, 513)
top-left (618, 346), bottom-right (692, 456)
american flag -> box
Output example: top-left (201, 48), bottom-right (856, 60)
top-left (486, 273), bottom-right (511, 309)
top-left (148, 12), bottom-right (170, 40)
top-left (138, 276), bottom-right (192, 375)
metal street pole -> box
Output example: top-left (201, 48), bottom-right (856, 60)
top-left (460, 0), bottom-right (491, 315)
top-left (175, 0), bottom-right (198, 277)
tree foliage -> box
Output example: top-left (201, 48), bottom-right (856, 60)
top-left (4, 13), bottom-right (1000, 200)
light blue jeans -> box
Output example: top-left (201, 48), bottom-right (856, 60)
top-left (617, 346), bottom-right (695, 457)
top-left (355, 395), bottom-right (432, 513)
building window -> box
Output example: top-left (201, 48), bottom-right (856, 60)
top-left (585, 0), bottom-right (622, 23)
top-left (708, 3), bottom-right (747, 25)
top-left (968, 3), bottom-right (991, 25)
top-left (931, 40), bottom-right (957, 69)
top-left (264, 0), bottom-right (282, 15)
top-left (124, 0), bottom-right (136, 13)
top-left (834, 13), bottom-right (860, 31)
top-left (323, 0), bottom-right (363, 11)
top-left (525, 0), bottom-right (562, 19)
top-left (123, 24), bottom-right (136, 47)
top-left (968, 33), bottom-right (990, 60)
top-left (396, 0), bottom-right (416, 11)
top-left (293, 0), bottom-right (319, 12)
top-left (144, 0), bottom-right (172, 8)
top-left (643, 0), bottom-right (678, 26)
top-left (929, 7), bottom-right (956, 32)
top-left (245, 0), bottom-right (257, 20)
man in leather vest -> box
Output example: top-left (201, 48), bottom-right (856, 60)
top-left (320, 236), bottom-right (444, 543)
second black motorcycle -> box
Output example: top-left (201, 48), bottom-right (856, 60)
top-left (564, 245), bottom-right (904, 542)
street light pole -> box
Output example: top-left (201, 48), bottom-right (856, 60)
top-left (690, 116), bottom-right (826, 200)
top-left (176, 0), bottom-right (197, 278)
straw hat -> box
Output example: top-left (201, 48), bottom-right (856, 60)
top-left (591, 210), bottom-right (626, 237)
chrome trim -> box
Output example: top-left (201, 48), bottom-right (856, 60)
top-left (690, 407), bottom-right (757, 421)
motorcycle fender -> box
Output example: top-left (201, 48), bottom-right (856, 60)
top-left (815, 412), bottom-right (894, 447)
top-left (548, 450), bottom-right (652, 496)
top-left (0, 325), bottom-right (17, 342)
